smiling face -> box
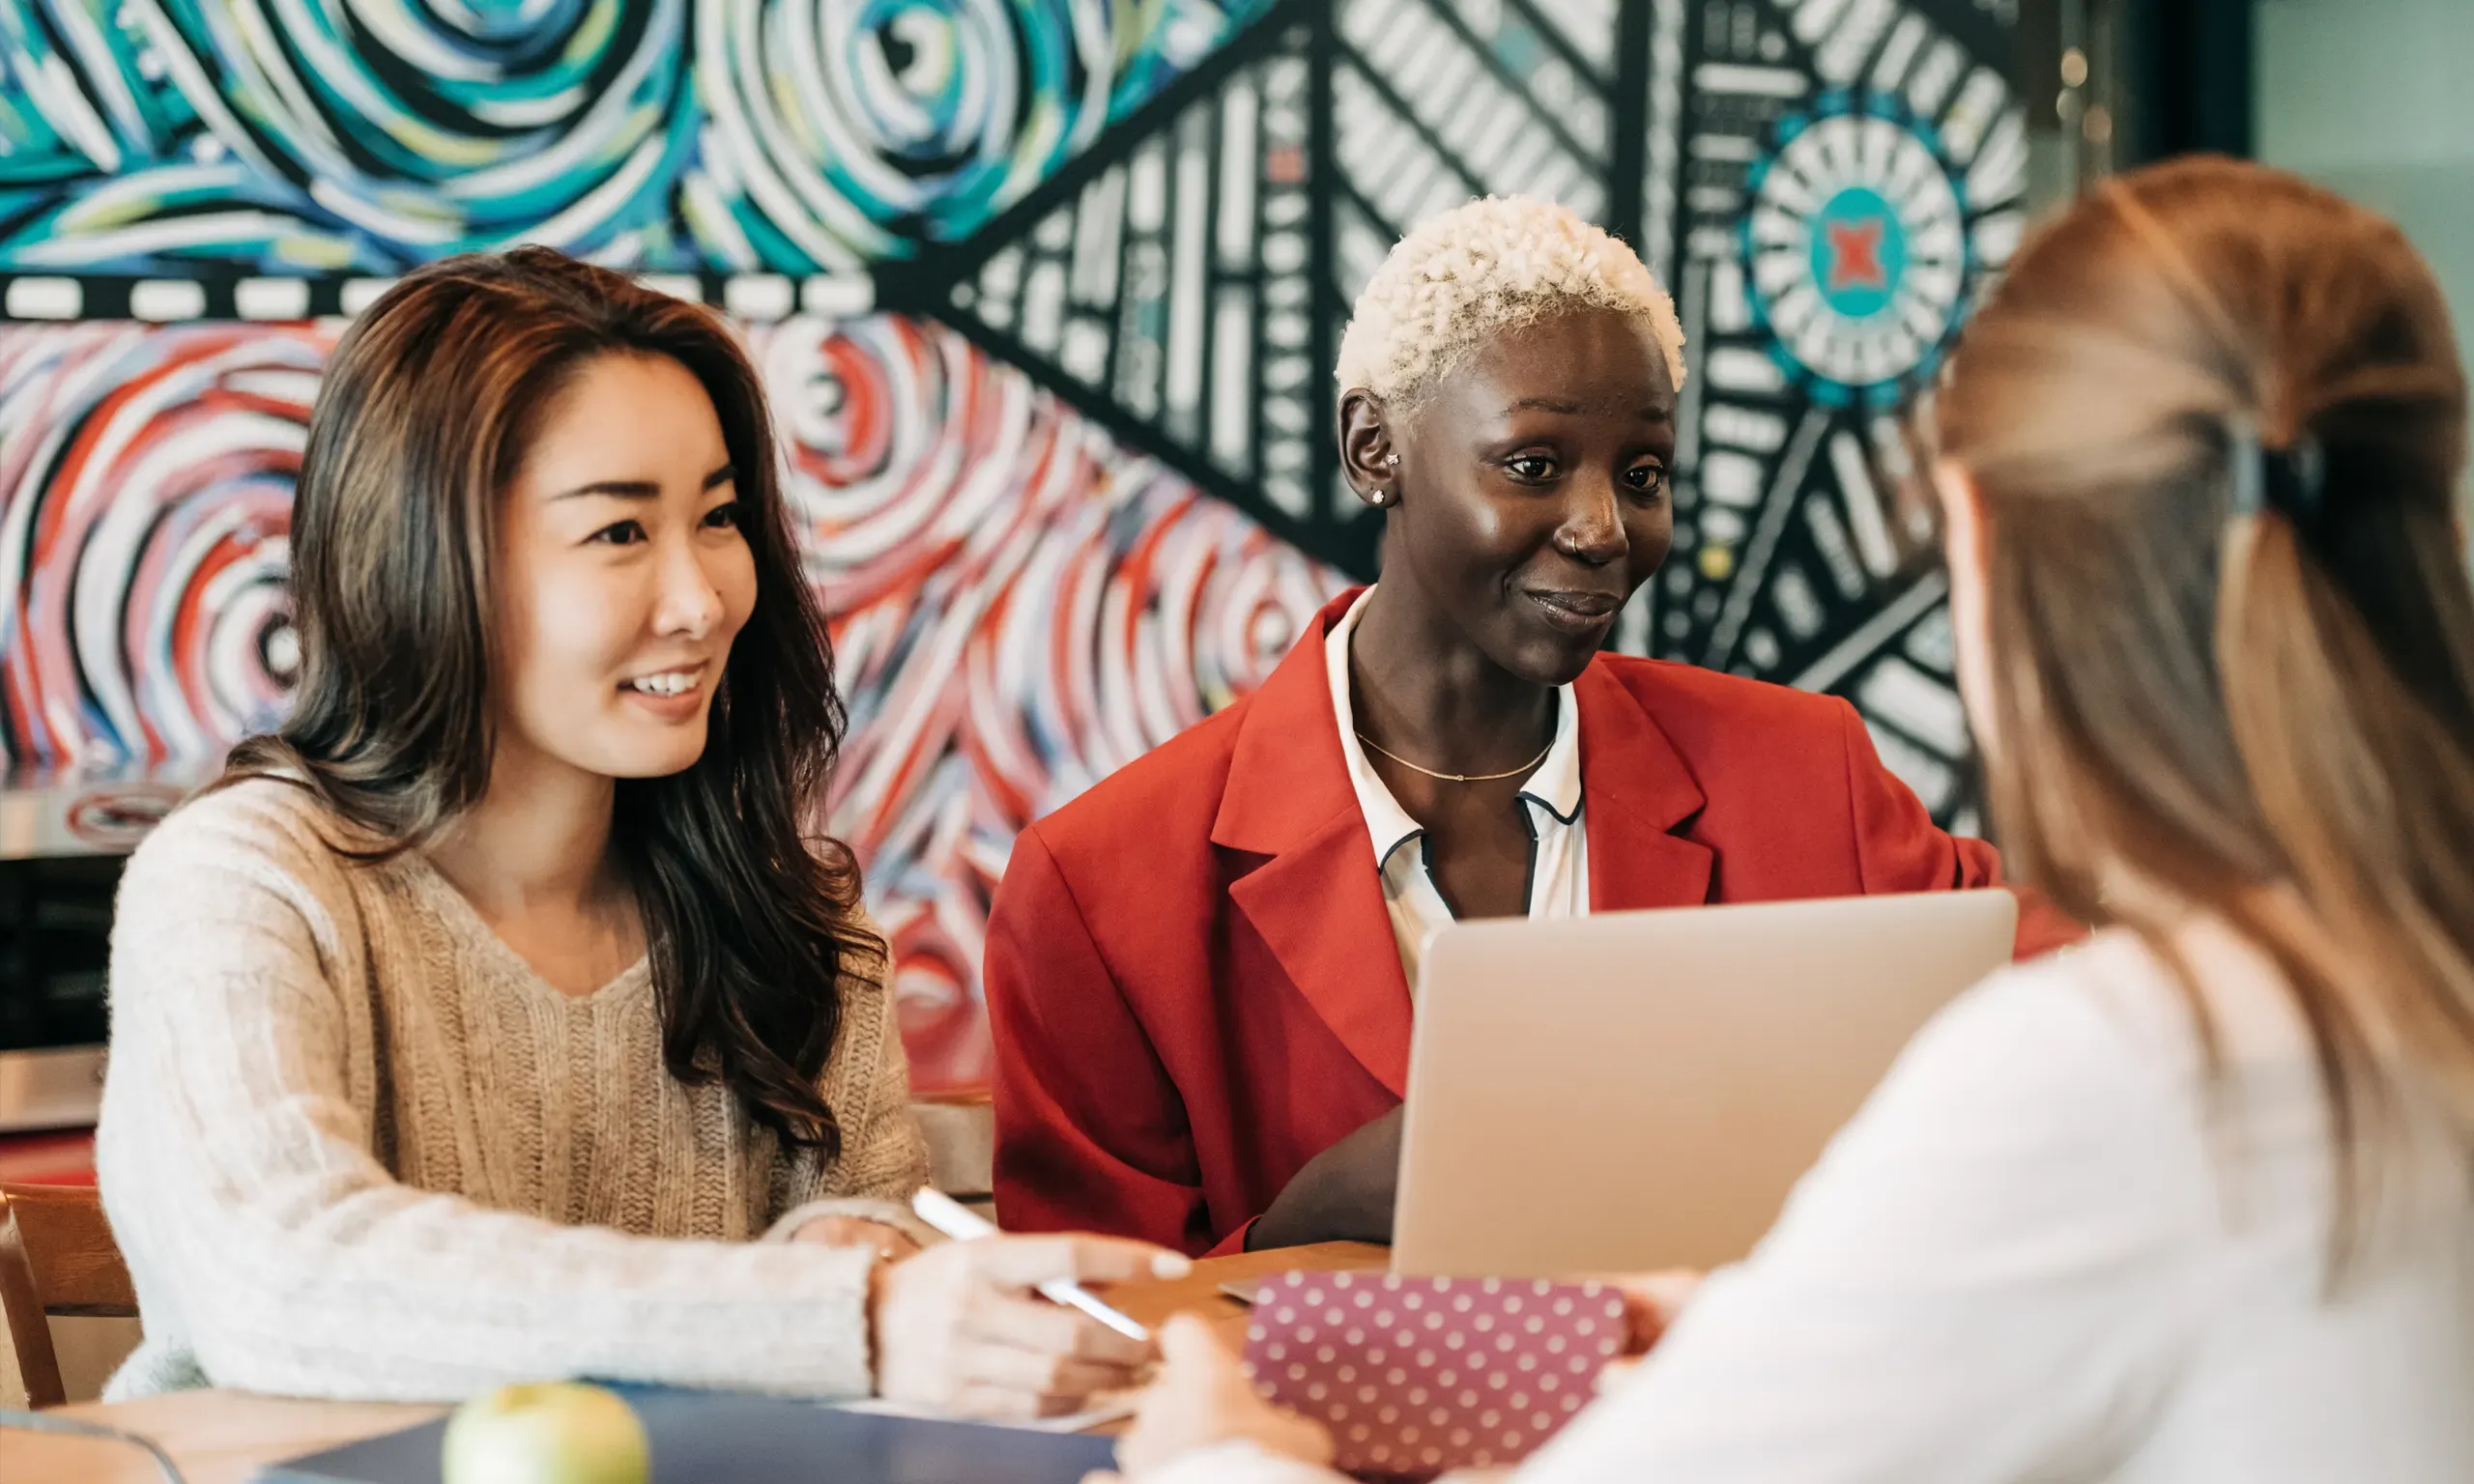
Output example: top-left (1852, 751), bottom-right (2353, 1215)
top-left (1350, 305), bottom-right (1679, 685)
top-left (492, 351), bottom-right (757, 783)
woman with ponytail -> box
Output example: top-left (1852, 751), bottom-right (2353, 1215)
top-left (1096, 157), bottom-right (2474, 1482)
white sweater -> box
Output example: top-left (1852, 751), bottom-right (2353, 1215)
top-left (96, 779), bottom-right (931, 1403)
top-left (1158, 926), bottom-right (2474, 1484)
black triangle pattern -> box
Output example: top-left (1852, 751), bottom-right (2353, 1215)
top-left (953, 23), bottom-right (1323, 519)
top-left (889, 0), bottom-right (2023, 824)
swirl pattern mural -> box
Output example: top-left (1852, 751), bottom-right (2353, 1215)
top-left (0, 322), bottom-right (317, 763)
top-left (761, 314), bottom-right (1338, 1082)
top-left (0, 0), bottom-right (1268, 272)
top-left (0, 0), bottom-right (2028, 1095)
top-left (0, 314), bottom-right (1341, 1090)
top-left (772, 314), bottom-right (1338, 818)
top-left (694, 0), bottom-right (1260, 265)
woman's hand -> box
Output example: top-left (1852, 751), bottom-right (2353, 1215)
top-left (1247, 1106), bottom-right (1402, 1249)
top-left (1584, 1268), bottom-right (1705, 1395)
top-left (792, 1214), bottom-right (921, 1263)
top-left (871, 1234), bottom-right (1187, 1420)
top-left (1108, 1314), bottom-right (1335, 1480)
top-left (1091, 1277), bottom-right (1699, 1479)
top-left (1605, 1268), bottom-right (1704, 1352)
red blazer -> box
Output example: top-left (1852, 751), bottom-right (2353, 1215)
top-left (986, 593), bottom-right (2082, 1257)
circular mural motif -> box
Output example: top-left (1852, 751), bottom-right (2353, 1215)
top-left (66, 784), bottom-right (186, 850)
top-left (1743, 94), bottom-right (1970, 408)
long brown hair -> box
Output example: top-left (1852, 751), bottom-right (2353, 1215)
top-left (1937, 156), bottom-right (2474, 1247)
top-left (227, 247), bottom-right (872, 1156)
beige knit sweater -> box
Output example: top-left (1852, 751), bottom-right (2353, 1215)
top-left (95, 779), bottom-right (931, 1403)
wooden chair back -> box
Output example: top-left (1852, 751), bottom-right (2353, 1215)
top-left (0, 1183), bottom-right (137, 1408)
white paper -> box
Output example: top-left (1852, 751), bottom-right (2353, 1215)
top-left (833, 1394), bottom-right (1137, 1434)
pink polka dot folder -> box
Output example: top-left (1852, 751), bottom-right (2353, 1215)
top-left (1241, 1270), bottom-right (1628, 1480)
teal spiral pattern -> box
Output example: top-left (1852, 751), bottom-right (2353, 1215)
top-left (689, 0), bottom-right (1262, 265)
top-left (0, 0), bottom-right (1264, 271)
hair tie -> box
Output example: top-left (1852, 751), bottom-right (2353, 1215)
top-left (2227, 415), bottom-right (2326, 524)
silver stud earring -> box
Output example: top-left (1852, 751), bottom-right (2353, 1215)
top-left (1384, 454), bottom-right (1400, 467)
top-left (1369, 490), bottom-right (1388, 505)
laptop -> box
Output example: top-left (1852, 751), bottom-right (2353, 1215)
top-left (1392, 890), bottom-right (2018, 1278)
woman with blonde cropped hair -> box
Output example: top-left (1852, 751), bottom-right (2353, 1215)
top-left (1097, 156), bottom-right (2474, 1484)
top-left (985, 196), bottom-right (2076, 1258)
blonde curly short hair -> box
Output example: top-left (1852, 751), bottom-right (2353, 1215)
top-left (1335, 196), bottom-right (1686, 411)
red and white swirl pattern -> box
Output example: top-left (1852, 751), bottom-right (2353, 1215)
top-left (0, 315), bottom-right (1342, 1091)
top-left (0, 323), bottom-right (324, 765)
top-left (761, 315), bottom-right (1342, 1087)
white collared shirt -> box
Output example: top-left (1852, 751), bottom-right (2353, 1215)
top-left (1326, 588), bottom-right (1590, 994)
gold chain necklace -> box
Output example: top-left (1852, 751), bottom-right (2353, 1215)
top-left (1354, 731), bottom-right (1553, 784)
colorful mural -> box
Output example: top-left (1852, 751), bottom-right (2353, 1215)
top-left (0, 322), bottom-right (314, 760)
top-left (0, 0), bottom-right (2027, 1089)
top-left (0, 314), bottom-right (1342, 1087)
top-left (927, 0), bottom-right (2027, 825)
top-left (762, 314), bottom-right (1340, 1085)
top-left (0, 0), bottom-right (1270, 271)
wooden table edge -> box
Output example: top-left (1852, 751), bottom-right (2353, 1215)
top-left (7, 1242), bottom-right (1390, 1482)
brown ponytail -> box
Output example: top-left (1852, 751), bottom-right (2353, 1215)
top-left (1938, 157), bottom-right (2474, 1260)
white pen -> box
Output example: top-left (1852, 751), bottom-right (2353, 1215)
top-left (909, 1187), bottom-right (1155, 1343)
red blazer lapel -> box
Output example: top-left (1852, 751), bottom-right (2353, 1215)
top-left (1575, 660), bottom-right (1716, 913)
top-left (1212, 590), bottom-right (1417, 1099)
top-left (1208, 611), bottom-right (1718, 1094)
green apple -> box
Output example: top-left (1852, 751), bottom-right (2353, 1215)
top-left (440, 1382), bottom-right (651, 1484)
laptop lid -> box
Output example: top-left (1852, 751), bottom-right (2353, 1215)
top-left (1393, 890), bottom-right (2017, 1279)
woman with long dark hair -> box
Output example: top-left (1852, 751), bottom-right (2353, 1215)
top-left (95, 248), bottom-right (1180, 1411)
